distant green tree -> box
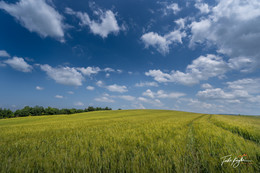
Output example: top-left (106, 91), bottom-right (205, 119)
top-left (31, 106), bottom-right (45, 116)
top-left (45, 107), bottom-right (56, 115)
top-left (87, 106), bottom-right (95, 112)
top-left (60, 108), bottom-right (70, 114)
top-left (105, 107), bottom-right (112, 110)
top-left (76, 109), bottom-right (84, 113)
top-left (69, 108), bottom-right (77, 114)
top-left (1, 106), bottom-right (112, 119)
top-left (0, 108), bottom-right (14, 118)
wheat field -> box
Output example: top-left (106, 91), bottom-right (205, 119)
top-left (0, 110), bottom-right (259, 172)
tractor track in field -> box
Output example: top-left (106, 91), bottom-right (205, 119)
top-left (207, 115), bottom-right (260, 146)
top-left (184, 114), bottom-right (207, 172)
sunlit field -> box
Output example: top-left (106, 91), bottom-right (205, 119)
top-left (0, 110), bottom-right (259, 172)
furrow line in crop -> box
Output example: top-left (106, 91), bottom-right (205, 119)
top-left (207, 115), bottom-right (260, 145)
top-left (184, 114), bottom-right (207, 172)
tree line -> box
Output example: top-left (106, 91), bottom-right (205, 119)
top-left (0, 106), bottom-right (112, 119)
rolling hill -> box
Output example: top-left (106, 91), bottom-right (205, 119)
top-left (0, 110), bottom-right (259, 172)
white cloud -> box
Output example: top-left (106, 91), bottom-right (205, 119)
top-left (142, 89), bottom-right (185, 99)
top-left (190, 0), bottom-right (260, 69)
top-left (145, 70), bottom-right (172, 83)
top-left (141, 32), bottom-right (168, 55)
top-left (86, 86), bottom-right (95, 91)
top-left (201, 83), bottom-right (213, 89)
top-left (175, 18), bottom-right (186, 29)
top-left (96, 81), bottom-right (128, 93)
top-left (135, 81), bottom-right (158, 87)
top-left (197, 88), bottom-right (235, 100)
top-left (189, 19), bottom-right (211, 46)
top-left (138, 97), bottom-right (163, 106)
top-left (195, 3), bottom-right (210, 14)
top-left (117, 69), bottom-right (123, 73)
top-left (55, 95), bottom-right (63, 99)
top-left (146, 54), bottom-right (228, 85)
top-left (95, 96), bottom-right (114, 103)
top-left (4, 56), bottom-right (33, 72)
top-left (133, 103), bottom-right (146, 109)
top-left (228, 57), bottom-right (255, 73)
top-left (36, 86), bottom-right (44, 90)
top-left (0, 0), bottom-right (65, 41)
top-left (40, 64), bottom-right (84, 86)
top-left (141, 30), bottom-right (186, 55)
top-left (74, 101), bottom-right (84, 106)
top-left (197, 78), bottom-right (260, 104)
top-left (0, 50), bottom-right (10, 57)
top-left (68, 91), bottom-right (74, 94)
top-left (142, 89), bottom-right (155, 98)
top-left (117, 95), bottom-right (135, 101)
top-left (106, 84), bottom-right (128, 93)
top-left (96, 80), bottom-right (104, 87)
top-left (103, 67), bottom-right (115, 72)
top-left (188, 99), bottom-right (219, 110)
top-left (77, 67), bottom-right (101, 76)
top-left (65, 7), bottom-right (120, 38)
top-left (156, 90), bottom-right (186, 99)
top-left (138, 97), bottom-right (150, 103)
top-left (167, 3), bottom-right (181, 14)
top-left (226, 78), bottom-right (260, 94)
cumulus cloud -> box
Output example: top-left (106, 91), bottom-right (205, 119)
top-left (95, 96), bottom-right (114, 103)
top-left (96, 81), bottom-right (128, 93)
top-left (96, 80), bottom-right (104, 87)
top-left (0, 50), bottom-right (10, 57)
top-left (103, 67), bottom-right (115, 72)
top-left (77, 67), bottom-right (101, 76)
top-left (138, 97), bottom-right (163, 107)
top-left (190, 0), bottom-right (260, 69)
top-left (197, 88), bottom-right (235, 100)
top-left (146, 54), bottom-right (228, 85)
top-left (228, 57), bottom-right (255, 73)
top-left (156, 90), bottom-right (186, 99)
top-left (201, 83), bottom-right (213, 89)
top-left (74, 101), bottom-right (84, 106)
top-left (142, 89), bottom-right (185, 99)
top-left (142, 89), bottom-right (155, 98)
top-left (55, 95), bottom-right (63, 99)
top-left (106, 84), bottom-right (128, 93)
top-left (195, 3), bottom-right (210, 14)
top-left (40, 64), bottom-right (84, 86)
top-left (68, 91), bottom-right (74, 94)
top-left (4, 56), bottom-right (33, 72)
top-left (226, 78), bottom-right (260, 94)
top-left (86, 86), bottom-right (95, 91)
top-left (141, 30), bottom-right (186, 55)
top-left (0, 0), bottom-right (65, 41)
top-left (117, 95), bottom-right (135, 101)
top-left (133, 103), bottom-right (146, 109)
top-left (188, 99), bottom-right (220, 110)
top-left (36, 86), bottom-right (44, 90)
top-left (166, 3), bottom-right (181, 14)
top-left (65, 7), bottom-right (120, 38)
top-left (197, 78), bottom-right (260, 104)
top-left (175, 18), bottom-right (186, 29)
top-left (135, 81), bottom-right (158, 87)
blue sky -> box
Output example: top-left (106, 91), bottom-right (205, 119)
top-left (0, 0), bottom-right (260, 115)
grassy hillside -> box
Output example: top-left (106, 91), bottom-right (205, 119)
top-left (0, 110), bottom-right (259, 172)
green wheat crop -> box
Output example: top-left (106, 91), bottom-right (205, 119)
top-left (0, 110), bottom-right (259, 172)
